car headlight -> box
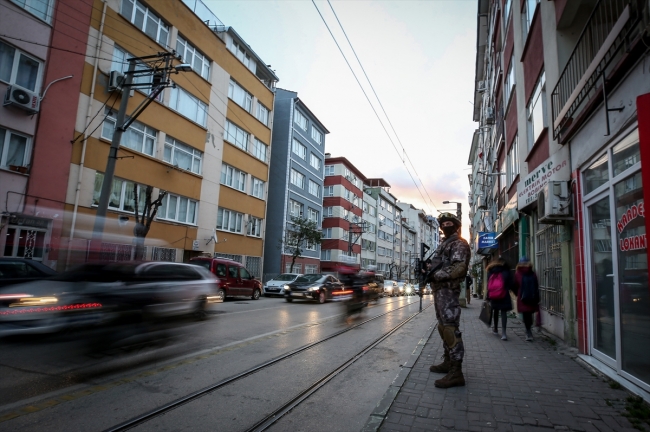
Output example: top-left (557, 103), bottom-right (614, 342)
top-left (284, 285), bottom-right (291, 291)
top-left (309, 286), bottom-right (320, 291)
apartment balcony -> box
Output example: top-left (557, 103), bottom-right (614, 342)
top-left (551, 0), bottom-right (648, 143)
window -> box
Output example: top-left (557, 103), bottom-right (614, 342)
top-left (252, 139), bottom-right (268, 162)
top-left (323, 207), bottom-right (333, 217)
top-left (289, 199), bottom-right (303, 218)
top-left (11, 0), bottom-right (54, 23)
top-left (164, 136), bottom-right (202, 174)
top-left (251, 177), bottom-right (265, 199)
top-left (225, 120), bottom-right (249, 151)
top-left (228, 40), bottom-right (256, 73)
top-left (290, 169), bottom-right (305, 189)
top-left (176, 35), bottom-right (210, 80)
top-left (256, 103), bottom-right (269, 126)
top-left (305, 264), bottom-right (318, 274)
top-left (120, 0), bottom-right (169, 46)
top-left (321, 249), bottom-right (331, 261)
top-left (294, 109), bottom-right (307, 130)
top-left (324, 165), bottom-right (335, 176)
top-left (323, 228), bottom-right (332, 238)
top-left (324, 186), bottom-right (334, 197)
top-left (307, 207), bottom-right (319, 223)
top-left (160, 193), bottom-right (198, 224)
top-left (527, 72), bottom-right (546, 150)
top-left (0, 41), bottom-right (42, 92)
top-left (308, 180), bottom-right (320, 197)
top-left (285, 263), bottom-right (302, 273)
top-left (0, 127), bottom-right (31, 169)
top-left (503, 0), bottom-right (512, 23)
top-left (343, 208), bottom-right (349, 220)
top-left (309, 153), bottom-right (321, 170)
top-left (352, 195), bottom-right (359, 207)
top-left (220, 163), bottom-right (247, 192)
top-left (102, 108), bottom-right (157, 156)
top-left (292, 139), bottom-right (307, 159)
top-left (169, 85), bottom-right (207, 127)
top-left (522, 0), bottom-right (539, 42)
top-left (507, 135), bottom-right (519, 187)
top-left (247, 216), bottom-right (262, 237)
top-left (306, 241), bottom-right (316, 251)
top-left (504, 54), bottom-right (515, 105)
top-left (344, 188), bottom-right (351, 201)
top-left (311, 127), bottom-right (323, 144)
top-left (92, 172), bottom-right (145, 213)
top-left (217, 207), bottom-right (243, 233)
top-left (377, 246), bottom-right (385, 256)
top-left (228, 79), bottom-right (253, 112)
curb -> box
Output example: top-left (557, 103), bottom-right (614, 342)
top-left (361, 322), bottom-right (437, 432)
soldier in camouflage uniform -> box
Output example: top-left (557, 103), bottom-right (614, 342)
top-left (427, 212), bottom-right (471, 388)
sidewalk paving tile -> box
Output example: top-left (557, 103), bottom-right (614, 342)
top-left (377, 301), bottom-right (640, 432)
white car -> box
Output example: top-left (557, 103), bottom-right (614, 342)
top-left (263, 273), bottom-right (302, 297)
top-left (383, 280), bottom-right (398, 297)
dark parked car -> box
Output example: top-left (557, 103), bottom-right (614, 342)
top-left (190, 257), bottom-right (262, 300)
top-left (0, 262), bottom-right (221, 337)
top-left (0, 258), bottom-right (57, 288)
top-left (284, 274), bottom-right (346, 303)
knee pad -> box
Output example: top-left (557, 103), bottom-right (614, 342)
top-left (442, 326), bottom-right (462, 349)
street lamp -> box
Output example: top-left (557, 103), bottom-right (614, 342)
top-left (442, 201), bottom-right (463, 220)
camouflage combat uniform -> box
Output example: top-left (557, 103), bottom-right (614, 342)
top-left (430, 232), bottom-right (471, 362)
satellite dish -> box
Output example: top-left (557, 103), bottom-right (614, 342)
top-left (206, 229), bottom-right (218, 245)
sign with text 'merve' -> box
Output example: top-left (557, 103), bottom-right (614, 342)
top-left (517, 146), bottom-right (571, 210)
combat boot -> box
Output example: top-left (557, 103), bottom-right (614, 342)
top-left (429, 352), bottom-right (451, 373)
top-left (434, 360), bottom-right (465, 388)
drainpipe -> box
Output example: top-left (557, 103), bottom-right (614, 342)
top-left (66, 0), bottom-right (107, 267)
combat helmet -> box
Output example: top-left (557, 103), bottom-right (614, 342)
top-left (438, 212), bottom-right (461, 227)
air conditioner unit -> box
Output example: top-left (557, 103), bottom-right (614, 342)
top-left (108, 70), bottom-right (125, 92)
top-left (538, 181), bottom-right (572, 224)
top-left (3, 85), bottom-right (40, 114)
top-left (477, 80), bottom-right (486, 93)
top-left (485, 107), bottom-right (495, 124)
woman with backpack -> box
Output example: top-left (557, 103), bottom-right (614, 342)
top-left (486, 257), bottom-right (516, 340)
top-left (514, 257), bottom-right (540, 341)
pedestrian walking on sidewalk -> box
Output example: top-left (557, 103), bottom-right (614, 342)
top-left (426, 213), bottom-right (470, 389)
top-left (465, 274), bottom-right (473, 305)
top-left (514, 257), bottom-right (540, 341)
top-left (486, 257), bottom-right (516, 341)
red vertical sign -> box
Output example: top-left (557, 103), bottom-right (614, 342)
top-left (636, 93), bottom-right (650, 271)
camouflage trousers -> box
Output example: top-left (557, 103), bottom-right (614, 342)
top-left (434, 287), bottom-right (464, 362)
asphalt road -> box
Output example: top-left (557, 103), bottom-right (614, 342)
top-left (0, 294), bottom-right (435, 431)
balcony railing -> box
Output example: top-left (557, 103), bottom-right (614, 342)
top-left (551, 0), bottom-right (645, 143)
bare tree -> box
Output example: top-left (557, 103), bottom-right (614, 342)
top-left (133, 184), bottom-right (167, 260)
top-left (281, 216), bottom-right (322, 273)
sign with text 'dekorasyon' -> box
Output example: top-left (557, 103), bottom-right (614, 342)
top-left (517, 146), bottom-right (571, 210)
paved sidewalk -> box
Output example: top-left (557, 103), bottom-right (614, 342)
top-left (376, 301), bottom-right (640, 432)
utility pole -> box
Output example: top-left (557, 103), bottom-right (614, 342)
top-left (91, 52), bottom-right (189, 252)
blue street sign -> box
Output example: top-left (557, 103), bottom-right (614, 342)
top-left (478, 232), bottom-right (498, 249)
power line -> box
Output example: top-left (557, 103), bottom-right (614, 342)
top-left (326, 0), bottom-right (439, 214)
top-left (311, 0), bottom-right (435, 215)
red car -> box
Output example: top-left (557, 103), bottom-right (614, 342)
top-left (190, 257), bottom-right (262, 300)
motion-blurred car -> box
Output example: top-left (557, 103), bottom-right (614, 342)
top-left (0, 262), bottom-right (221, 337)
top-left (283, 274), bottom-right (346, 303)
top-left (423, 283), bottom-right (432, 295)
top-left (404, 283), bottom-right (415, 296)
top-left (383, 280), bottom-right (397, 297)
top-left (263, 273), bottom-right (302, 297)
top-left (190, 257), bottom-right (262, 300)
top-left (0, 258), bottom-right (57, 288)
top-left (396, 282), bottom-right (406, 296)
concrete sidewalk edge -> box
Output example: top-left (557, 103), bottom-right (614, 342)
top-left (361, 322), bottom-right (437, 432)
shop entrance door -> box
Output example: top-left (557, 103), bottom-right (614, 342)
top-left (586, 194), bottom-right (618, 367)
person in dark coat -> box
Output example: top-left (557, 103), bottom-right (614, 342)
top-left (514, 257), bottom-right (540, 341)
top-left (486, 257), bottom-right (516, 340)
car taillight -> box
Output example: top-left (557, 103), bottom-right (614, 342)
top-left (0, 303), bottom-right (102, 316)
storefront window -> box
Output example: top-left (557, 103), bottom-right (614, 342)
top-left (583, 154), bottom-right (609, 195)
top-left (588, 197), bottom-right (616, 359)
top-left (612, 130), bottom-right (640, 177)
top-left (614, 171), bottom-right (648, 383)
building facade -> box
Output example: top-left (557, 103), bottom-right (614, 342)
top-left (321, 156), bottom-right (365, 272)
top-left (1, 0), bottom-right (93, 270)
top-left (44, 0), bottom-right (278, 277)
top-left (263, 88), bottom-right (328, 277)
top-left (469, 0), bottom-right (650, 398)
top-left (364, 180), bottom-right (398, 278)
